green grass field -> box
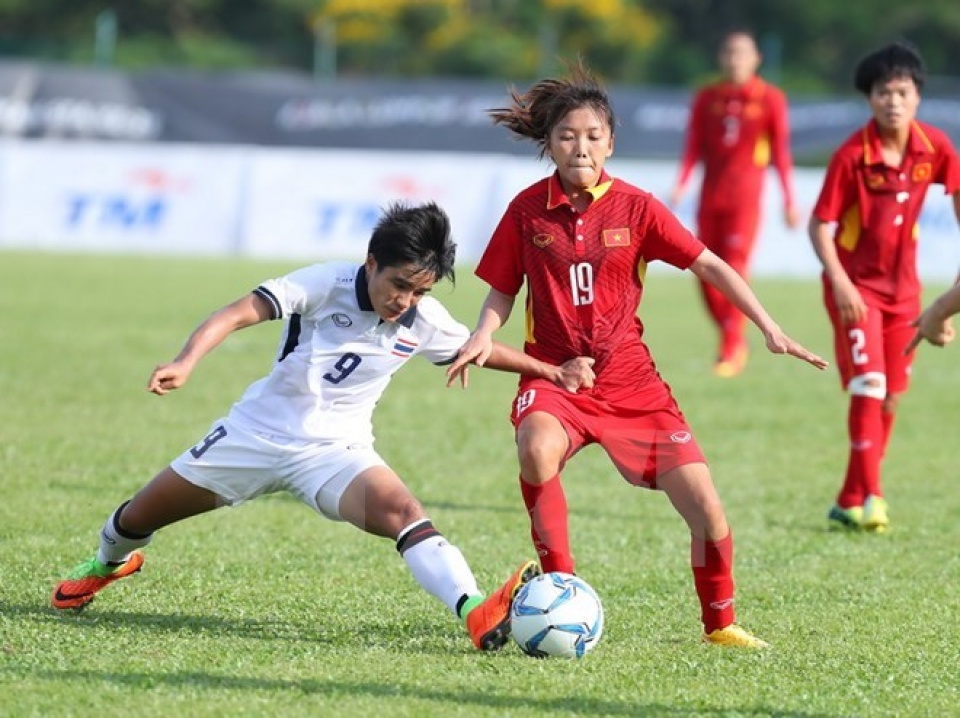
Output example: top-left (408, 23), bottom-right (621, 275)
top-left (1, 251), bottom-right (958, 717)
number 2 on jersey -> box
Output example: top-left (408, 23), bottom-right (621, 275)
top-left (569, 263), bottom-right (594, 307)
top-left (848, 328), bottom-right (869, 365)
top-left (323, 352), bottom-right (362, 384)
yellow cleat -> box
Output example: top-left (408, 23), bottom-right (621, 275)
top-left (704, 624), bottom-right (769, 649)
top-left (827, 505), bottom-right (863, 531)
top-left (862, 495), bottom-right (889, 533)
top-left (713, 344), bottom-right (749, 378)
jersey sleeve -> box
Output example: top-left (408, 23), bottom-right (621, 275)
top-left (812, 151), bottom-right (856, 223)
top-left (413, 298), bottom-right (471, 365)
top-left (475, 204), bottom-right (525, 296)
top-left (640, 197), bottom-right (706, 269)
top-left (933, 132), bottom-right (960, 194)
top-left (255, 264), bottom-right (334, 320)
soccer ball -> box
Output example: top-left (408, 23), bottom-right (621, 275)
top-left (510, 572), bottom-right (604, 658)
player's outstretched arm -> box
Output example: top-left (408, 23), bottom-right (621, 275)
top-left (906, 284), bottom-right (960, 351)
top-left (148, 293), bottom-right (273, 395)
top-left (689, 249), bottom-right (828, 370)
top-left (445, 288), bottom-right (515, 387)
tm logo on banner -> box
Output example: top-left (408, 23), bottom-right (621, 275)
top-left (66, 195), bottom-right (167, 230)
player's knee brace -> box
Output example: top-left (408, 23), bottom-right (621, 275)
top-left (847, 372), bottom-right (886, 399)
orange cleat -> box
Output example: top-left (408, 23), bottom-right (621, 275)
top-left (51, 551), bottom-right (145, 610)
top-left (465, 560), bottom-right (541, 651)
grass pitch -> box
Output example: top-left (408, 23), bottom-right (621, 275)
top-left (1, 251), bottom-right (958, 717)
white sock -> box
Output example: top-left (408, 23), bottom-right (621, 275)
top-left (397, 520), bottom-right (480, 615)
top-left (96, 502), bottom-right (153, 565)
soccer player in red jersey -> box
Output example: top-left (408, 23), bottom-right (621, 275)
top-left (809, 41), bottom-right (960, 533)
top-left (669, 29), bottom-right (800, 377)
top-left (447, 63), bottom-right (827, 648)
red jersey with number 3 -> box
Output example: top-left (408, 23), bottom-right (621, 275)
top-left (812, 119), bottom-right (960, 311)
top-left (677, 76), bottom-right (795, 216)
top-left (476, 172), bottom-right (705, 399)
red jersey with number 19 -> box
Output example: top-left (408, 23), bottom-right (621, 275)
top-left (476, 172), bottom-right (705, 399)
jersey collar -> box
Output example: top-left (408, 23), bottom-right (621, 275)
top-left (861, 119), bottom-right (935, 166)
top-left (546, 170), bottom-right (614, 210)
top-left (355, 265), bottom-right (418, 328)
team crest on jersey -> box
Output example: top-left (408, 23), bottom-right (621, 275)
top-left (912, 163), bottom-right (932, 182)
top-left (744, 102), bottom-right (762, 119)
top-left (332, 313), bottom-right (353, 327)
top-left (603, 228), bottom-right (631, 247)
top-left (531, 234), bottom-right (554, 248)
top-left (865, 173), bottom-right (885, 189)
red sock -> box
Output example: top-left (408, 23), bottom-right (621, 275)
top-left (691, 533), bottom-right (736, 633)
top-left (880, 408), bottom-right (896, 460)
top-left (837, 395), bottom-right (884, 507)
top-left (699, 279), bottom-right (745, 359)
top-left (519, 475), bottom-right (574, 574)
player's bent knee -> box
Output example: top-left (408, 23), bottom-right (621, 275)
top-left (847, 372), bottom-right (886, 399)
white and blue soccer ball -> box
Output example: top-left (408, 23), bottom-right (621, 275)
top-left (510, 572), bottom-right (604, 658)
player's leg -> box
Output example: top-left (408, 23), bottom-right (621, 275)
top-left (658, 463), bottom-right (767, 648)
top-left (824, 292), bottom-right (887, 530)
top-left (861, 307), bottom-right (918, 531)
top-left (51, 466), bottom-right (220, 609)
top-left (513, 388), bottom-right (583, 575)
top-left (327, 461), bottom-right (537, 651)
top-left (698, 211), bottom-right (753, 376)
top-left (52, 419), bottom-right (269, 610)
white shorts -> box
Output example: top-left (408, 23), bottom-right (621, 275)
top-left (169, 418), bottom-right (387, 520)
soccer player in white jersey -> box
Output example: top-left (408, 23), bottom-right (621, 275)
top-left (51, 202), bottom-right (596, 652)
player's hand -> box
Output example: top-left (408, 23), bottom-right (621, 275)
top-left (148, 361), bottom-right (192, 395)
top-left (667, 185), bottom-right (684, 209)
top-left (554, 357), bottom-right (595, 393)
top-left (762, 328), bottom-right (829, 370)
top-left (905, 313), bottom-right (956, 352)
top-left (446, 332), bottom-right (494, 389)
top-left (831, 278), bottom-right (868, 325)
top-left (784, 204), bottom-right (802, 230)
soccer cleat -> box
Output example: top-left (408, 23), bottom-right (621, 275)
top-left (51, 551), bottom-right (145, 610)
top-left (703, 623), bottom-right (770, 649)
top-left (713, 344), bottom-right (749, 379)
top-left (827, 504), bottom-right (863, 531)
top-left (465, 560), bottom-right (541, 651)
top-left (861, 495), bottom-right (889, 533)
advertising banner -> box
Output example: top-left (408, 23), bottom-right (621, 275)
top-left (0, 141), bottom-right (246, 255)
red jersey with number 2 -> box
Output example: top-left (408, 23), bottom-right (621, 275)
top-left (813, 119), bottom-right (960, 311)
top-left (476, 172), bottom-right (705, 400)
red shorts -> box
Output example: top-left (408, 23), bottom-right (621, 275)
top-left (823, 284), bottom-right (918, 394)
top-left (510, 379), bottom-right (706, 489)
top-left (697, 209), bottom-right (761, 272)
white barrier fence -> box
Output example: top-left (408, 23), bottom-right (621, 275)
top-left (0, 140), bottom-right (956, 278)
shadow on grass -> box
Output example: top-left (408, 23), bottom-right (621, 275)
top-left (3, 601), bottom-right (464, 654)
top-left (13, 668), bottom-right (835, 717)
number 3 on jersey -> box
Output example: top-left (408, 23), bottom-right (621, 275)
top-left (569, 263), bottom-right (594, 306)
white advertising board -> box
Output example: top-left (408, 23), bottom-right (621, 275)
top-left (0, 141), bottom-right (246, 255)
top-left (241, 148), bottom-right (546, 262)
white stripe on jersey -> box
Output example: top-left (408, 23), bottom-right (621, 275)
top-left (229, 261), bottom-right (469, 443)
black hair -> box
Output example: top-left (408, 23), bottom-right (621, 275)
top-left (488, 60), bottom-right (617, 159)
top-left (367, 201), bottom-right (456, 284)
top-left (854, 41), bottom-right (926, 95)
